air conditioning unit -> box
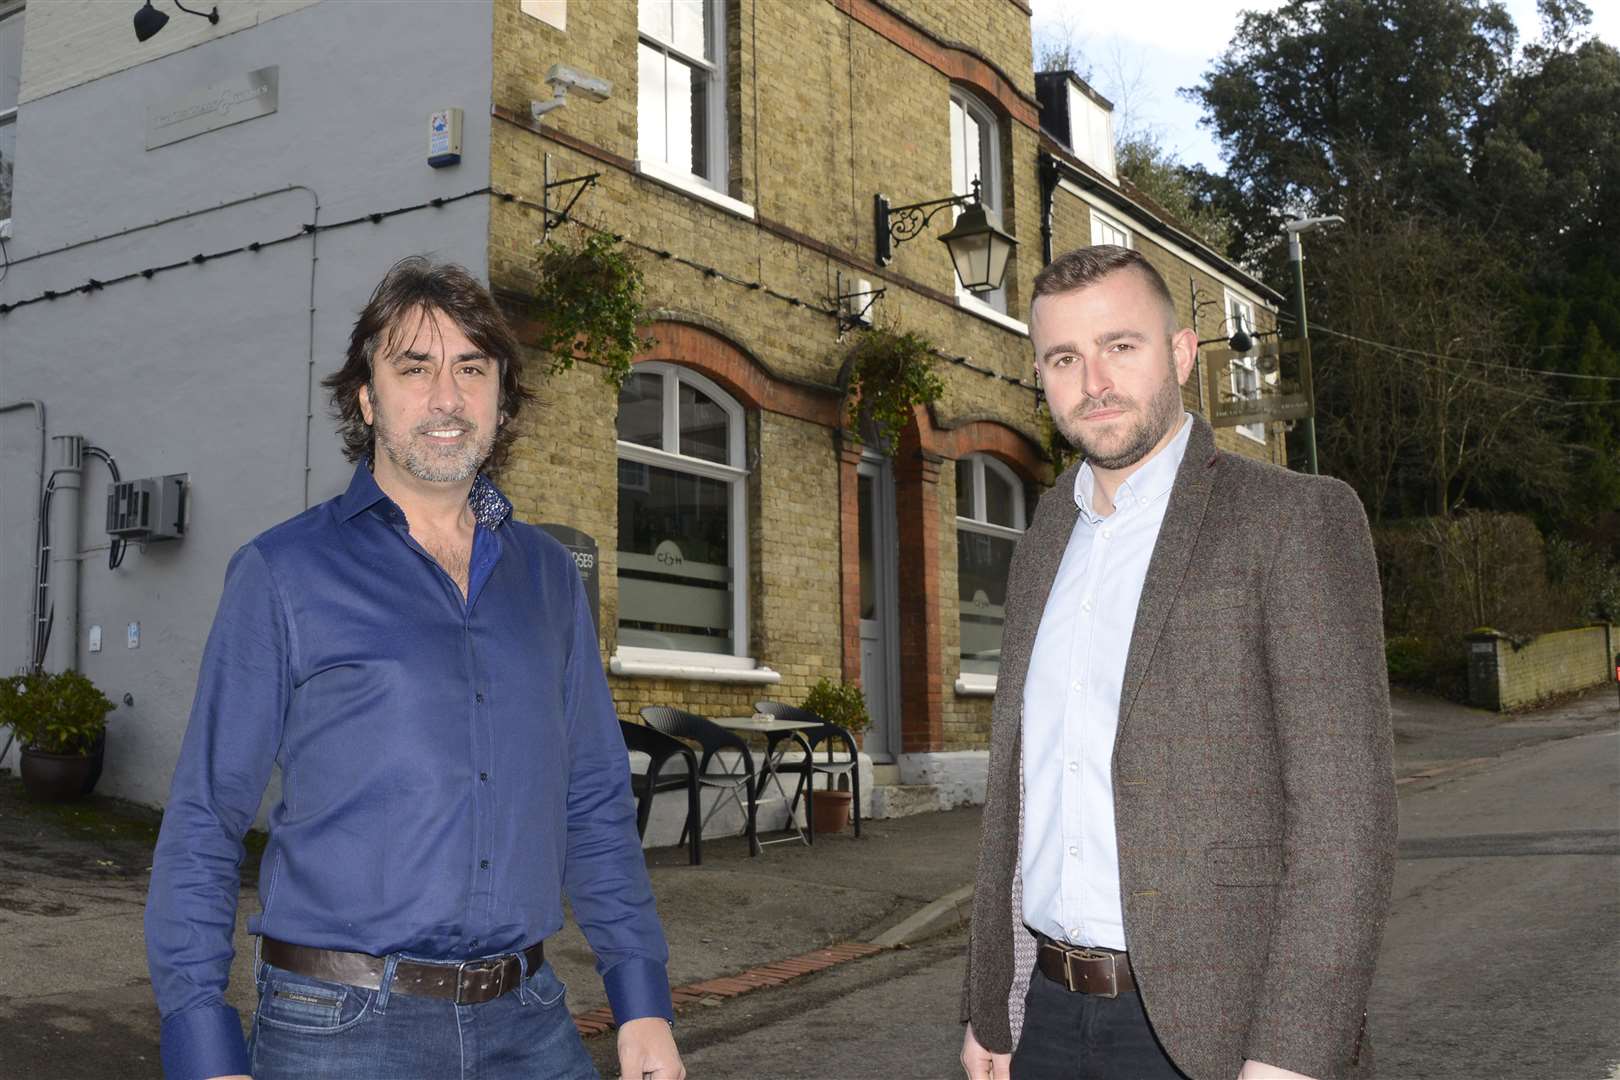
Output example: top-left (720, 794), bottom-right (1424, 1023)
top-left (107, 475), bottom-right (188, 541)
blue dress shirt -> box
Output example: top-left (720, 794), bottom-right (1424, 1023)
top-left (145, 462), bottom-right (671, 1080)
top-left (1021, 414), bottom-right (1192, 951)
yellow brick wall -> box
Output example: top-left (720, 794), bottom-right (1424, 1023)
top-left (1495, 625), bottom-right (1619, 711)
top-left (489, 0), bottom-right (1284, 755)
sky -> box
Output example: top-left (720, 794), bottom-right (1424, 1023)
top-left (1025, 0), bottom-right (1620, 174)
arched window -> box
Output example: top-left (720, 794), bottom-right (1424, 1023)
top-left (615, 363), bottom-right (749, 660)
top-left (950, 87), bottom-right (1008, 315)
top-left (955, 453), bottom-right (1026, 689)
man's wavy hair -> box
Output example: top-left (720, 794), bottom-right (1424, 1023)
top-left (324, 256), bottom-right (533, 471)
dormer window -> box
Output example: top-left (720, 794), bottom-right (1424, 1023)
top-left (1035, 71), bottom-right (1117, 182)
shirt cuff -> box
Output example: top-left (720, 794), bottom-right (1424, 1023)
top-left (602, 956), bottom-right (675, 1025)
top-left (160, 1003), bottom-right (249, 1080)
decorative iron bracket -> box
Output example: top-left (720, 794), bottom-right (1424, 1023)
top-left (540, 152), bottom-right (601, 245)
top-left (834, 271), bottom-right (886, 335)
top-left (874, 179), bottom-right (981, 265)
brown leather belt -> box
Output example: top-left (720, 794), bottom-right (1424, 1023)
top-left (260, 936), bottom-right (544, 1005)
top-left (1036, 938), bottom-right (1137, 997)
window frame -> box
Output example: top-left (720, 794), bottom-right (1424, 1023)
top-left (1089, 206), bottom-right (1131, 248)
top-left (635, 0), bottom-right (729, 196)
top-left (954, 453), bottom-right (1026, 694)
top-left (1223, 289), bottom-right (1266, 444)
top-left (614, 361), bottom-right (753, 666)
top-left (949, 86), bottom-right (1009, 317)
top-left (0, 1), bottom-right (23, 229)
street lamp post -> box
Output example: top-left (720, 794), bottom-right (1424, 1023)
top-left (1284, 215), bottom-right (1343, 476)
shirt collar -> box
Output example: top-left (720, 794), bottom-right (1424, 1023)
top-left (337, 459), bottom-right (513, 530)
top-left (1073, 412), bottom-right (1194, 521)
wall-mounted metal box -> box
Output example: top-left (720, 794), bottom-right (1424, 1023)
top-left (107, 475), bottom-right (188, 541)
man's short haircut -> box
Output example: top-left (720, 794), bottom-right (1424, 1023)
top-left (324, 256), bottom-right (534, 470)
top-left (1031, 244), bottom-right (1178, 330)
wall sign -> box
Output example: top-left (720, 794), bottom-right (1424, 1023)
top-left (147, 66), bottom-right (279, 150)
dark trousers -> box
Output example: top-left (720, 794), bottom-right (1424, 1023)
top-left (1011, 964), bottom-right (1190, 1080)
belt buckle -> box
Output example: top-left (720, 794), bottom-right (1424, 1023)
top-left (455, 957), bottom-right (503, 1002)
top-left (1068, 947), bottom-right (1120, 999)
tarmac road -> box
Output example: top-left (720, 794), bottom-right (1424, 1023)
top-left (647, 727), bottom-right (1620, 1080)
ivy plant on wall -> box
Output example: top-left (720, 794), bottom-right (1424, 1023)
top-left (530, 226), bottom-right (655, 386)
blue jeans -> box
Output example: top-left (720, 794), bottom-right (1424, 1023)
top-left (248, 954), bottom-right (598, 1079)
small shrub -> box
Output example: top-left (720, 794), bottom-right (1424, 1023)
top-left (800, 677), bottom-right (870, 734)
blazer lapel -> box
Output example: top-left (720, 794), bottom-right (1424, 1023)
top-left (1116, 415), bottom-right (1220, 736)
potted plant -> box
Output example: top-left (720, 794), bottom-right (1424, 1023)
top-left (1, 669), bottom-right (116, 801)
top-left (799, 677), bottom-right (870, 834)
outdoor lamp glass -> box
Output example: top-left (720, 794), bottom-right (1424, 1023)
top-left (938, 204), bottom-right (1016, 294)
top-left (133, 1), bottom-right (169, 41)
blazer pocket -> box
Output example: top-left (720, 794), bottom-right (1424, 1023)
top-left (1207, 842), bottom-right (1284, 886)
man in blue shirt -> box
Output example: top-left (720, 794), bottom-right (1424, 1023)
top-left (145, 257), bottom-right (684, 1080)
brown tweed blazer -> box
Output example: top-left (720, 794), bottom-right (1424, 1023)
top-left (962, 415), bottom-right (1397, 1080)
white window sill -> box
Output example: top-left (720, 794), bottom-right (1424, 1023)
top-left (610, 652), bottom-right (781, 684)
top-left (633, 159), bottom-right (756, 221)
top-left (956, 294), bottom-right (1028, 336)
top-left (955, 674), bottom-right (998, 697)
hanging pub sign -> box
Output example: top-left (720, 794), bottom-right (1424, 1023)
top-left (1200, 337), bottom-right (1315, 428)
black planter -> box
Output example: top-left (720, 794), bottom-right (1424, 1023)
top-left (20, 732), bottom-right (106, 801)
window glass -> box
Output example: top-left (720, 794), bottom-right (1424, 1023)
top-left (958, 531), bottom-right (1017, 676)
top-left (636, 43), bottom-right (667, 165)
top-left (617, 463), bottom-right (733, 654)
top-left (955, 454), bottom-right (1024, 678)
top-left (638, 0), bottom-right (671, 40)
top-left (677, 380), bottom-right (728, 463)
top-left (638, 0), bottom-right (722, 187)
top-left (616, 371), bottom-right (663, 449)
top-left (984, 466), bottom-right (1016, 528)
top-left (671, 0), bottom-right (707, 57)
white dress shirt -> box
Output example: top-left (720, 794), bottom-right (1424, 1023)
top-left (1021, 413), bottom-right (1193, 950)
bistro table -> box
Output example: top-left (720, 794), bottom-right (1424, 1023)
top-left (713, 715), bottom-right (817, 847)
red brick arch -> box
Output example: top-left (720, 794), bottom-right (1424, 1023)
top-left (635, 320), bottom-right (842, 427)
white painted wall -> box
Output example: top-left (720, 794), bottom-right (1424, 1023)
top-left (0, 0), bottom-right (494, 809)
top-left (17, 0), bottom-right (320, 105)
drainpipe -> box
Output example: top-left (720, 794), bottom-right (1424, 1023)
top-left (1037, 152), bottom-right (1058, 267)
top-left (45, 434), bottom-right (84, 673)
top-left (0, 399), bottom-right (46, 664)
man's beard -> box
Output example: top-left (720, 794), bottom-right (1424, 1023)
top-left (372, 409), bottom-right (496, 484)
top-left (1054, 368), bottom-right (1183, 471)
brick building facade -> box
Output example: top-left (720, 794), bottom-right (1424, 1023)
top-left (485, 0), bottom-right (1285, 793)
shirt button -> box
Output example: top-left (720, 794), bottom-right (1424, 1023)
top-left (1068, 845), bottom-right (1078, 857)
top-left (479, 859), bottom-right (490, 869)
top-left (475, 692), bottom-right (485, 703)
top-left (1071, 680), bottom-right (1084, 693)
top-left (1081, 599), bottom-right (1093, 612)
top-left (1069, 928), bottom-right (1083, 942)
top-left (1101, 529), bottom-right (1112, 540)
top-left (1068, 761), bottom-right (1078, 772)
top-left (479, 771), bottom-right (489, 782)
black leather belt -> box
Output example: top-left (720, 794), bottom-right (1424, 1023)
top-left (1036, 937), bottom-right (1137, 997)
top-left (260, 936), bottom-right (544, 1005)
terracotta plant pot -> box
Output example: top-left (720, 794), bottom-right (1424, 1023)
top-left (20, 732), bottom-right (105, 802)
top-left (808, 788), bottom-right (853, 835)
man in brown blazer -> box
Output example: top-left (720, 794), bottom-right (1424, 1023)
top-left (960, 246), bottom-right (1396, 1080)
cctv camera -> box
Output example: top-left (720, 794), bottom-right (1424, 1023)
top-left (545, 64), bottom-right (611, 103)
